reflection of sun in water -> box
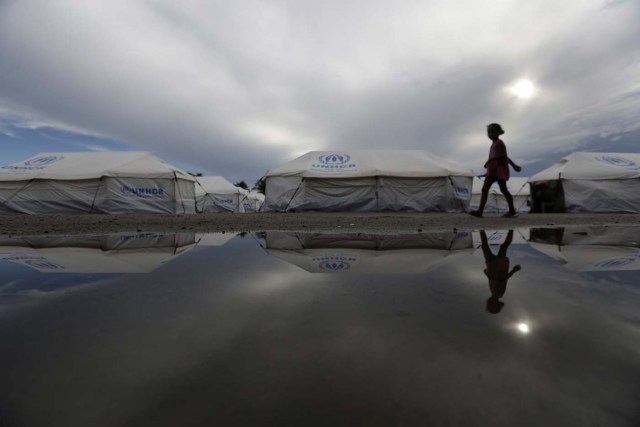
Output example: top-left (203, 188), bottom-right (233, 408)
top-left (517, 323), bottom-right (530, 334)
top-left (510, 79), bottom-right (535, 99)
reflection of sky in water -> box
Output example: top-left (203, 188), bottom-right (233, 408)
top-left (0, 228), bottom-right (638, 427)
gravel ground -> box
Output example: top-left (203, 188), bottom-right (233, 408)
top-left (0, 212), bottom-right (639, 236)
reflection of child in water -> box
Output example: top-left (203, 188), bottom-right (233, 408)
top-left (480, 230), bottom-right (521, 314)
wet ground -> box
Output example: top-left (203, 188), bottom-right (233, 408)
top-left (0, 227), bottom-right (639, 426)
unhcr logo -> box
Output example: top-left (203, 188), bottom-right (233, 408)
top-left (25, 259), bottom-right (64, 270)
top-left (1, 155), bottom-right (65, 172)
top-left (319, 154), bottom-right (350, 165)
top-left (594, 255), bottom-right (637, 269)
top-left (121, 185), bottom-right (165, 197)
top-left (453, 186), bottom-right (469, 197)
top-left (319, 260), bottom-right (351, 271)
top-left (595, 156), bottom-right (639, 169)
top-left (311, 153), bottom-right (357, 172)
top-left (24, 156), bottom-right (64, 166)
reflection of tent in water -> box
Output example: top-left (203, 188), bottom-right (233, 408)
top-left (472, 229), bottom-right (529, 246)
top-left (528, 227), bottom-right (640, 272)
top-left (195, 232), bottom-right (238, 246)
top-left (0, 233), bottom-right (196, 273)
top-left (266, 231), bottom-right (473, 273)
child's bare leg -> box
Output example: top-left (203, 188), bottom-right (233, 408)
top-left (498, 181), bottom-right (516, 213)
top-left (477, 181), bottom-right (491, 213)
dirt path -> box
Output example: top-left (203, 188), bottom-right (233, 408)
top-left (1, 212), bottom-right (639, 236)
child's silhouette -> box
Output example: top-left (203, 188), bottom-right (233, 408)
top-left (469, 123), bottom-right (521, 218)
top-left (480, 230), bottom-right (521, 314)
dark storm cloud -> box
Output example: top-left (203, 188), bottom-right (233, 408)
top-left (0, 0), bottom-right (639, 181)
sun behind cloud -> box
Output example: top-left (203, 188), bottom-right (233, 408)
top-left (510, 79), bottom-right (536, 99)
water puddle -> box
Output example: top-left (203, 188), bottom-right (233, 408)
top-left (0, 227), bottom-right (638, 426)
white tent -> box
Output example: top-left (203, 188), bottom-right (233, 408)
top-left (265, 231), bottom-right (474, 274)
top-left (195, 176), bottom-right (243, 213)
top-left (528, 226), bottom-right (640, 272)
top-left (470, 177), bottom-right (530, 213)
top-left (0, 152), bottom-right (196, 214)
top-left (263, 150), bottom-right (474, 212)
top-left (528, 152), bottom-right (640, 213)
top-left (0, 233), bottom-right (196, 273)
top-left (241, 190), bottom-right (265, 213)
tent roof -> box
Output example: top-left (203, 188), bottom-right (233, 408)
top-left (528, 242), bottom-right (640, 272)
top-left (266, 150), bottom-right (474, 178)
top-left (0, 151), bottom-right (195, 182)
top-left (529, 152), bottom-right (640, 182)
top-left (471, 177), bottom-right (530, 195)
top-left (195, 176), bottom-right (242, 196)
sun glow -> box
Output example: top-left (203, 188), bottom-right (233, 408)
top-left (517, 323), bottom-right (530, 334)
top-left (510, 79), bottom-right (536, 99)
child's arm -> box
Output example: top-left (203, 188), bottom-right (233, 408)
top-left (507, 264), bottom-right (522, 278)
top-left (508, 158), bottom-right (522, 172)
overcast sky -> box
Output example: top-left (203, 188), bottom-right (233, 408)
top-left (1, 0), bottom-right (639, 184)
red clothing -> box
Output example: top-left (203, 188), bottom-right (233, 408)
top-left (486, 139), bottom-right (510, 181)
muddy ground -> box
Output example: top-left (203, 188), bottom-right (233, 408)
top-left (0, 212), bottom-right (639, 236)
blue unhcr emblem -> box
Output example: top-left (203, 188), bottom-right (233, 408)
top-left (319, 154), bottom-right (351, 165)
top-left (595, 156), bottom-right (636, 168)
top-left (121, 186), bottom-right (165, 197)
top-left (319, 260), bottom-right (351, 271)
top-left (24, 156), bottom-right (64, 166)
top-left (25, 259), bottom-right (64, 270)
top-left (453, 186), bottom-right (469, 196)
top-left (594, 256), bottom-right (637, 269)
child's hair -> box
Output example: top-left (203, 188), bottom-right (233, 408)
top-left (487, 123), bottom-right (505, 135)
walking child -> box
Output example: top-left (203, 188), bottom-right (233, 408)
top-left (469, 123), bottom-right (521, 218)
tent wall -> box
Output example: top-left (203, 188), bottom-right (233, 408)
top-left (0, 179), bottom-right (99, 214)
top-left (196, 193), bottom-right (240, 213)
top-left (263, 176), bottom-right (471, 212)
top-left (563, 179), bottom-right (640, 213)
top-left (378, 176), bottom-right (470, 212)
top-left (242, 198), bottom-right (261, 212)
top-left (174, 177), bottom-right (196, 214)
top-left (529, 178), bottom-right (640, 213)
top-left (0, 177), bottom-right (196, 214)
top-left (0, 232), bottom-right (197, 273)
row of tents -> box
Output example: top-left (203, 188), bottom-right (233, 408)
top-left (266, 227), bottom-right (640, 274)
top-left (0, 152), bottom-right (263, 214)
top-left (1, 150), bottom-right (639, 214)
top-left (262, 150), bottom-right (640, 213)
